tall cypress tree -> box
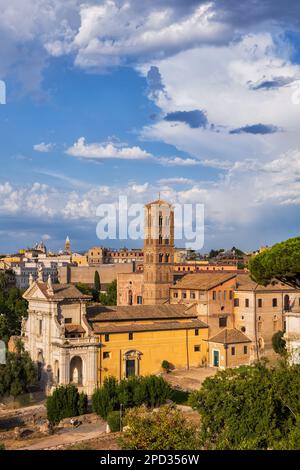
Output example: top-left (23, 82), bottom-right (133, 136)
top-left (94, 271), bottom-right (101, 293)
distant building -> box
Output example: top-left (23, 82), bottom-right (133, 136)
top-left (65, 236), bottom-right (71, 255)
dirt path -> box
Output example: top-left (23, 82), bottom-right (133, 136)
top-left (19, 421), bottom-right (107, 450)
top-left (164, 366), bottom-right (217, 391)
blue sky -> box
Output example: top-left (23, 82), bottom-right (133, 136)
top-left (1, 0), bottom-right (300, 253)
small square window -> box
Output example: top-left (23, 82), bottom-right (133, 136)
top-left (219, 317), bottom-right (227, 328)
top-left (244, 345), bottom-right (248, 354)
top-left (213, 291), bottom-right (217, 300)
top-left (272, 298), bottom-right (278, 307)
top-left (105, 334), bottom-right (110, 342)
top-left (194, 345), bottom-right (201, 352)
top-left (231, 347), bottom-right (235, 356)
top-left (195, 329), bottom-right (199, 336)
top-left (129, 332), bottom-right (133, 340)
top-left (234, 298), bottom-right (239, 307)
top-left (245, 299), bottom-right (249, 308)
top-left (258, 299), bottom-right (262, 308)
top-left (103, 352), bottom-right (110, 359)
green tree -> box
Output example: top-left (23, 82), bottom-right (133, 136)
top-left (249, 237), bottom-right (300, 288)
top-left (92, 375), bottom-right (171, 419)
top-left (99, 280), bottom-right (117, 306)
top-left (0, 340), bottom-right (37, 398)
top-left (0, 285), bottom-right (28, 343)
top-left (92, 376), bottom-right (119, 419)
top-left (189, 361), bottom-right (300, 450)
top-left (75, 283), bottom-right (99, 302)
top-left (119, 405), bottom-right (201, 450)
top-left (272, 331), bottom-right (287, 356)
top-left (94, 271), bottom-right (101, 295)
top-left (46, 384), bottom-right (88, 425)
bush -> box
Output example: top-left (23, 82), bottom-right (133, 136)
top-left (92, 376), bottom-right (118, 419)
top-left (92, 375), bottom-right (171, 419)
top-left (107, 410), bottom-right (121, 432)
top-left (46, 384), bottom-right (88, 426)
top-left (119, 405), bottom-right (201, 450)
top-left (272, 330), bottom-right (286, 356)
top-left (78, 392), bottom-right (88, 415)
top-left (161, 360), bottom-right (172, 373)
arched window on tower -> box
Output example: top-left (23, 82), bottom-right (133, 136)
top-left (159, 253), bottom-right (163, 263)
top-left (165, 253), bottom-right (170, 263)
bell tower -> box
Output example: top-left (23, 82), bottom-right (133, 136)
top-left (65, 236), bottom-right (71, 255)
top-left (143, 199), bottom-right (174, 305)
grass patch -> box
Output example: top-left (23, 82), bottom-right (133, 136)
top-left (66, 441), bottom-right (94, 450)
top-left (170, 389), bottom-right (190, 405)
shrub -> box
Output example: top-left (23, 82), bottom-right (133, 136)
top-left (92, 375), bottom-right (171, 420)
top-left (161, 360), bottom-right (172, 373)
top-left (46, 384), bottom-right (88, 426)
top-left (119, 405), bottom-right (201, 450)
top-left (92, 376), bottom-right (118, 419)
top-left (272, 330), bottom-right (286, 356)
top-left (107, 410), bottom-right (121, 432)
top-left (78, 391), bottom-right (88, 415)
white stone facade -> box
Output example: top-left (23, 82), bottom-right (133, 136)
top-left (284, 312), bottom-right (300, 364)
top-left (22, 279), bottom-right (99, 396)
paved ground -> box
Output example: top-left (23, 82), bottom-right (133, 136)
top-left (164, 366), bottom-right (218, 391)
top-left (19, 421), bottom-right (107, 450)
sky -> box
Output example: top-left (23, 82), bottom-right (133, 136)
top-left (1, 0), bottom-right (300, 253)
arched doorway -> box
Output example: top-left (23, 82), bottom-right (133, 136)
top-left (70, 356), bottom-right (83, 385)
top-left (284, 295), bottom-right (290, 311)
top-left (123, 350), bottom-right (142, 378)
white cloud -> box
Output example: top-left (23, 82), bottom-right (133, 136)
top-left (158, 156), bottom-right (202, 166)
top-left (65, 136), bottom-right (205, 166)
top-left (65, 137), bottom-right (151, 160)
top-left (158, 177), bottom-right (195, 185)
top-left (140, 33), bottom-right (300, 165)
top-left (33, 142), bottom-right (53, 152)
top-left (46, 1), bottom-right (230, 70)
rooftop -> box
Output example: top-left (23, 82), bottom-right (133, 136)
top-left (208, 328), bottom-right (251, 345)
top-left (93, 319), bottom-right (207, 334)
top-left (235, 273), bottom-right (298, 291)
top-left (87, 304), bottom-right (195, 322)
top-left (172, 272), bottom-right (236, 290)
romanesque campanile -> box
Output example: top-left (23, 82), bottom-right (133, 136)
top-left (143, 199), bottom-right (174, 304)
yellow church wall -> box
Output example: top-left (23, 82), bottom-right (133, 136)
top-left (97, 327), bottom-right (208, 384)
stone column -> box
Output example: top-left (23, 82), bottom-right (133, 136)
top-left (86, 346), bottom-right (98, 396)
top-left (59, 349), bottom-right (70, 385)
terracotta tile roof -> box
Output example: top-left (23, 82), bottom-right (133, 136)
top-left (87, 304), bottom-right (195, 322)
top-left (93, 319), bottom-right (207, 334)
top-left (65, 324), bottom-right (85, 334)
top-left (172, 272), bottom-right (236, 290)
top-left (36, 282), bottom-right (91, 300)
top-left (208, 328), bottom-right (251, 344)
top-left (235, 273), bottom-right (297, 291)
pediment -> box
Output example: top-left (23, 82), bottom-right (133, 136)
top-left (23, 282), bottom-right (48, 300)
